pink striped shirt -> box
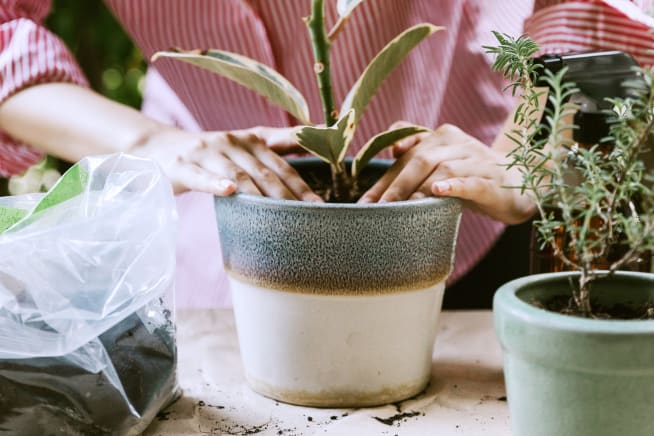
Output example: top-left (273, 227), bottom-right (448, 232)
top-left (1, 0), bottom-right (653, 307)
top-left (528, 0), bottom-right (654, 62)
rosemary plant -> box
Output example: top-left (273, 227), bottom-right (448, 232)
top-left (487, 33), bottom-right (654, 317)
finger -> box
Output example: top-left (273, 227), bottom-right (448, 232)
top-left (408, 190), bottom-right (428, 200)
top-left (268, 142), bottom-right (306, 155)
top-left (377, 144), bottom-right (470, 202)
top-left (194, 151), bottom-right (263, 196)
top-left (434, 177), bottom-right (536, 224)
top-left (388, 120), bottom-right (428, 158)
top-left (223, 133), bottom-right (298, 200)
top-left (431, 178), bottom-right (486, 216)
top-left (172, 159), bottom-right (237, 196)
top-left (248, 140), bottom-right (323, 202)
top-left (409, 176), bottom-right (434, 200)
top-left (358, 147), bottom-right (430, 203)
top-left (431, 174), bottom-right (498, 203)
top-left (432, 179), bottom-right (456, 196)
top-left (243, 126), bottom-right (305, 155)
top-left (377, 153), bottom-right (435, 202)
top-left (411, 154), bottom-right (502, 201)
top-left (357, 158), bottom-right (405, 203)
top-left (411, 158), bottom-right (472, 198)
top-left (392, 134), bottom-right (422, 158)
top-left (430, 177), bottom-right (503, 219)
top-left (262, 127), bottom-right (305, 155)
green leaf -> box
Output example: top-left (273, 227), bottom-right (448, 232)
top-left (32, 163), bottom-right (87, 214)
top-left (2, 163), bottom-right (88, 234)
top-left (0, 207), bottom-right (27, 233)
top-left (294, 109), bottom-right (356, 165)
top-left (340, 24), bottom-right (443, 125)
top-left (152, 49), bottom-right (311, 124)
top-left (336, 0), bottom-right (365, 18)
top-left (351, 125), bottom-right (429, 177)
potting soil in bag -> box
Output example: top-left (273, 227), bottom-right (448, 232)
top-left (0, 154), bottom-right (180, 435)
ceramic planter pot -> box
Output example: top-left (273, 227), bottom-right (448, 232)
top-left (494, 271), bottom-right (654, 436)
top-left (214, 158), bottom-right (461, 407)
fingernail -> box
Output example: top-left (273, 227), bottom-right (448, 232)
top-left (432, 181), bottom-right (451, 195)
top-left (410, 192), bottom-right (426, 200)
top-left (358, 196), bottom-right (372, 204)
top-left (215, 179), bottom-right (236, 195)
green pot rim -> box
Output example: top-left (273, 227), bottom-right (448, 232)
top-left (494, 271), bottom-right (654, 335)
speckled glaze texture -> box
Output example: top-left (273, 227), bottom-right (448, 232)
top-left (494, 272), bottom-right (654, 436)
top-left (214, 159), bottom-right (462, 295)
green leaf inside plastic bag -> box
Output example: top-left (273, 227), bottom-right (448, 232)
top-left (0, 208), bottom-right (27, 233)
top-left (0, 163), bottom-right (88, 234)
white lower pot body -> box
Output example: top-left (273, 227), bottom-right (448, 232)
top-left (230, 277), bottom-right (445, 407)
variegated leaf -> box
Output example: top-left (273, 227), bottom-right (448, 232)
top-left (336, 0), bottom-right (365, 18)
top-left (351, 126), bottom-right (429, 177)
top-left (294, 109), bottom-right (356, 165)
top-left (152, 49), bottom-right (311, 124)
top-left (341, 24), bottom-right (443, 125)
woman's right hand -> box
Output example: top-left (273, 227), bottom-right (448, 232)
top-left (130, 126), bottom-right (322, 202)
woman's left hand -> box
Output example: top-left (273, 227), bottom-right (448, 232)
top-left (358, 123), bottom-right (536, 224)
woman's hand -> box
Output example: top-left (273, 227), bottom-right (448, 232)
top-left (0, 84), bottom-right (320, 201)
top-left (130, 126), bottom-right (322, 202)
top-left (358, 123), bottom-right (535, 224)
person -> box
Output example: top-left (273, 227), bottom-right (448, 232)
top-left (1, 0), bottom-right (653, 308)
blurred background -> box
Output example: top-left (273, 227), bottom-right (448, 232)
top-left (46, 0), bottom-right (147, 109)
top-left (0, 0), bottom-right (147, 195)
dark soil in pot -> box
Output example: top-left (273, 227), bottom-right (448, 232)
top-left (533, 294), bottom-right (654, 319)
top-left (291, 158), bottom-right (389, 203)
top-left (0, 311), bottom-right (177, 435)
top-left (519, 273), bottom-right (654, 320)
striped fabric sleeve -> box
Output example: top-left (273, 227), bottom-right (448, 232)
top-left (526, 0), bottom-right (654, 66)
top-left (0, 0), bottom-right (88, 177)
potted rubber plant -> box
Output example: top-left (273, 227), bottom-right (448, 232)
top-left (487, 33), bottom-right (654, 436)
top-left (152, 0), bottom-right (462, 407)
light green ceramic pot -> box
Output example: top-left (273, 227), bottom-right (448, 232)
top-left (494, 271), bottom-right (654, 436)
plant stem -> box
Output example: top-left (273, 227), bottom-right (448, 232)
top-left (307, 0), bottom-right (337, 126)
top-left (575, 269), bottom-right (593, 317)
top-left (307, 0), bottom-right (350, 201)
top-left (330, 163), bottom-right (349, 201)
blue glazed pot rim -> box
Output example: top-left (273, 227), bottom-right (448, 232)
top-left (494, 271), bottom-right (654, 334)
top-left (217, 192), bottom-right (459, 210)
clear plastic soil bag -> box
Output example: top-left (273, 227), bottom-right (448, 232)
top-left (0, 154), bottom-right (179, 435)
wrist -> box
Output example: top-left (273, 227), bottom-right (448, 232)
top-left (127, 123), bottom-right (192, 158)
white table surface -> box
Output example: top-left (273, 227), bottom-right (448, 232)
top-left (143, 309), bottom-right (510, 436)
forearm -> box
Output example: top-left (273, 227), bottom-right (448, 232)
top-left (0, 83), bottom-right (169, 163)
